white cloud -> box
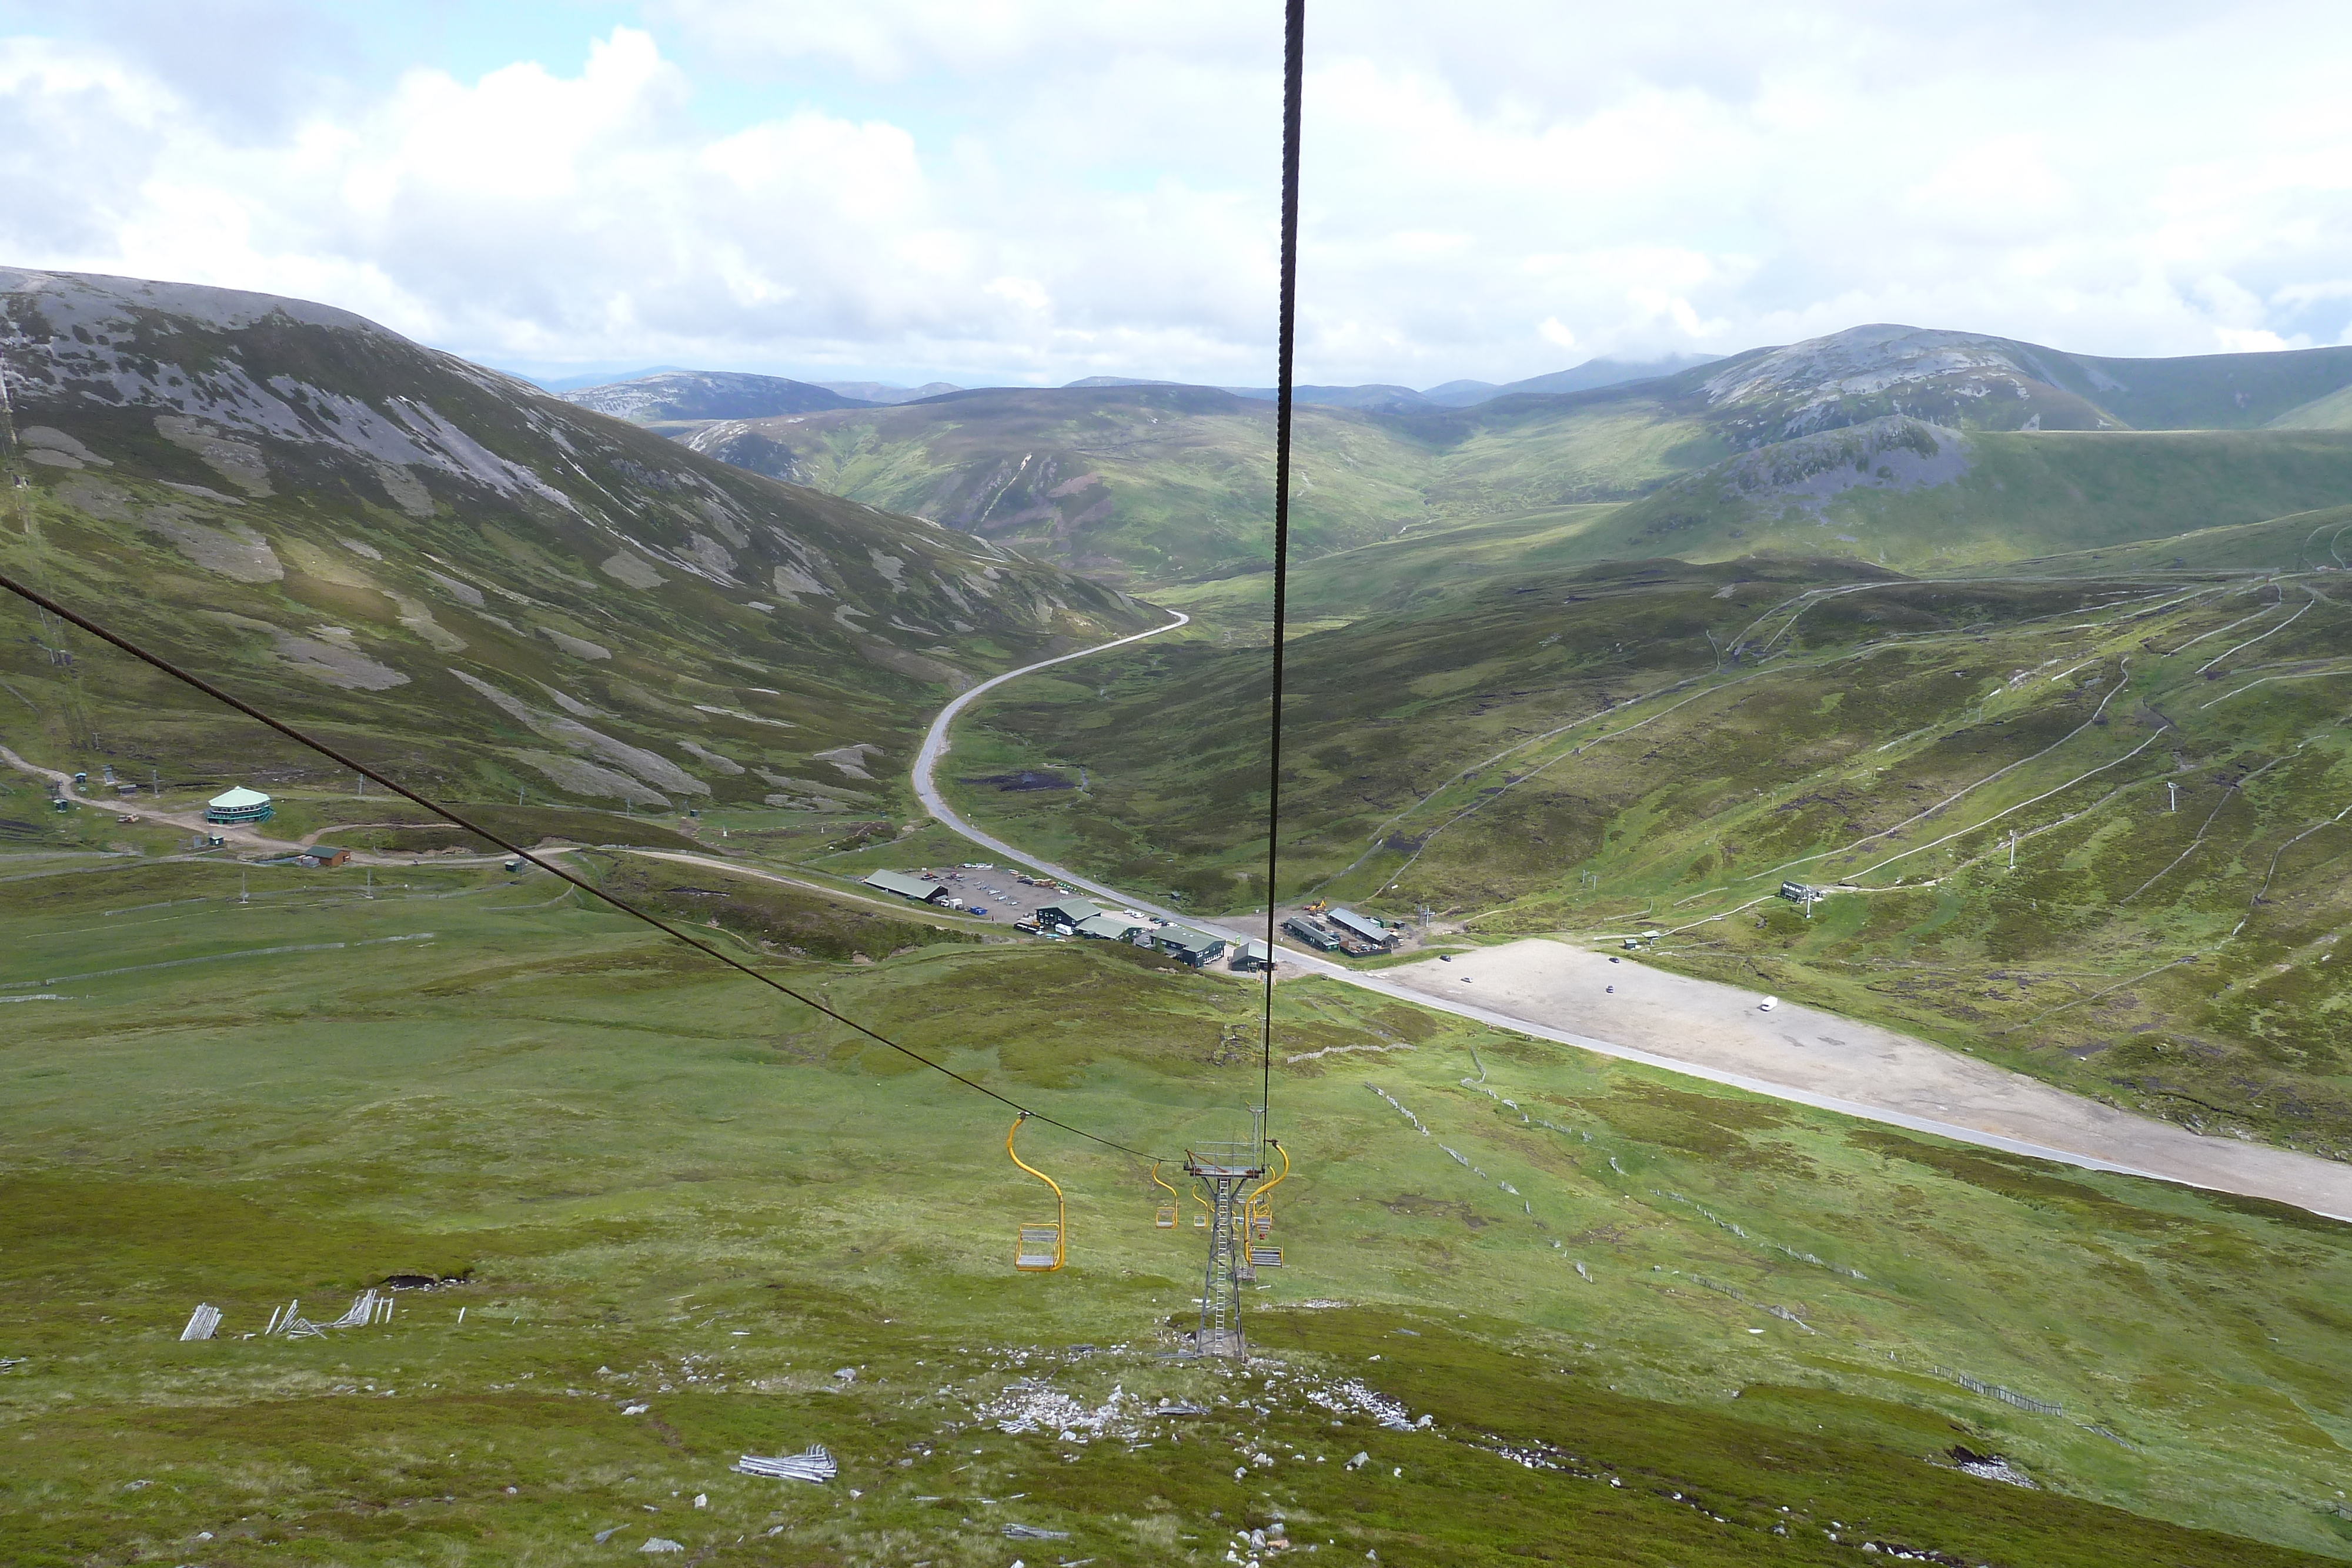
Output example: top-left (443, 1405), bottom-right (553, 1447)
top-left (3, 2), bottom-right (2351, 386)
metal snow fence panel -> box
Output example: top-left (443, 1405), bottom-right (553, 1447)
top-left (733, 1445), bottom-right (838, 1483)
top-left (1935, 1367), bottom-right (2063, 1415)
top-left (179, 1303), bottom-right (221, 1341)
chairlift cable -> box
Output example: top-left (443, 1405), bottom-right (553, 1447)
top-left (1259, 0), bottom-right (1305, 1146)
top-left (0, 566), bottom-right (1175, 1164)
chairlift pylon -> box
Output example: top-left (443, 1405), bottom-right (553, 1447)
top-left (1007, 1112), bottom-right (1065, 1272)
top-left (1151, 1160), bottom-right (1180, 1229)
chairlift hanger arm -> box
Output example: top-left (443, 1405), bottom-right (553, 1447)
top-left (1252, 1136), bottom-right (1291, 1203)
top-left (1007, 1112), bottom-right (1065, 1203)
top-left (0, 566), bottom-right (1174, 1164)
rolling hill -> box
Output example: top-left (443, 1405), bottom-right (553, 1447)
top-left (1598, 419), bottom-right (2352, 571)
top-left (557, 368), bottom-right (874, 422)
top-left (943, 550), bottom-right (2352, 1161)
top-left (0, 268), bottom-right (1150, 820)
top-left (8, 273), bottom-right (2352, 1568)
top-left (664, 382), bottom-right (1725, 585)
top-left (652, 326), bottom-right (2352, 588)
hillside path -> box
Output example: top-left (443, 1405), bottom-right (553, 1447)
top-left (623, 849), bottom-right (1010, 930)
top-left (1, 745), bottom-right (520, 868)
top-left (910, 616), bottom-right (2352, 1222)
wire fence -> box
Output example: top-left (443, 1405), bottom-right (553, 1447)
top-left (1933, 1366), bottom-right (2063, 1415)
top-left (1652, 1188), bottom-right (1869, 1281)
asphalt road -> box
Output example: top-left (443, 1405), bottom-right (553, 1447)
top-left (908, 614), bottom-right (2352, 1222)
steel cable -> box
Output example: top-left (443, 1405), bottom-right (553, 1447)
top-left (1260, 0), bottom-right (1305, 1144)
top-left (0, 566), bottom-right (1175, 1164)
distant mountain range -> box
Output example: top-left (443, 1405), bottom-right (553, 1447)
top-left (631, 323), bottom-right (2352, 585)
top-left (546, 370), bottom-right (965, 420)
top-left (1221, 354), bottom-right (1726, 410)
top-left (546, 355), bottom-right (1727, 426)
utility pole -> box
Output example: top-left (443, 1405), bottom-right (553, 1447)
top-left (2167, 782), bottom-right (2179, 813)
top-left (2008, 831), bottom-right (2017, 870)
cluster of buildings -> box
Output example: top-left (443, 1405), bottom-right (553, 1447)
top-left (861, 872), bottom-right (1273, 971)
top-left (1279, 906), bottom-right (1396, 955)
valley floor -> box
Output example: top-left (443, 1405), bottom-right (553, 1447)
top-left (916, 614), bottom-right (2352, 1225)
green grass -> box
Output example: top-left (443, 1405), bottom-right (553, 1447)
top-left (1602, 427), bottom-right (2352, 571)
top-left (939, 554), bottom-right (2352, 1154)
top-left (730, 387), bottom-right (1720, 587)
top-left (5, 853), bottom-right (2352, 1562)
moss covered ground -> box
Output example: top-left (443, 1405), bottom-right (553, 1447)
top-left (4, 840), bottom-right (2352, 1564)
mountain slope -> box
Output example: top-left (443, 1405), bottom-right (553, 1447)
top-left (663, 327), bottom-right (2352, 589)
top-left (1433, 352), bottom-right (1727, 406)
top-left (946, 551), bottom-right (2352, 1156)
top-left (1682, 327), bottom-right (2352, 443)
top-left (559, 368), bottom-right (873, 422)
top-left (1599, 419), bottom-right (2352, 570)
top-left (675, 383), bottom-right (1723, 585)
top-left (0, 268), bottom-right (1148, 815)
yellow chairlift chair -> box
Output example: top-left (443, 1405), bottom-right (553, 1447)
top-left (1151, 1161), bottom-right (1179, 1229)
top-left (1248, 1138), bottom-right (1289, 1241)
top-left (1007, 1113), bottom-right (1065, 1272)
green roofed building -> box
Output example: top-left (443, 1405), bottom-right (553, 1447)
top-left (864, 870), bottom-right (950, 905)
top-left (1074, 912), bottom-right (1147, 943)
top-left (1035, 895), bottom-right (1103, 929)
top-left (1152, 924), bottom-right (1229, 968)
top-left (203, 786), bottom-right (273, 825)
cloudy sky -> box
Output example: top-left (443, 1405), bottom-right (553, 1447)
top-left (3, 1), bottom-right (2349, 389)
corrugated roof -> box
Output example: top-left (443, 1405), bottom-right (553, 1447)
top-left (864, 870), bottom-right (944, 901)
top-left (1037, 896), bottom-right (1103, 924)
top-left (1155, 924), bottom-right (1225, 951)
top-left (1074, 912), bottom-right (1144, 939)
top-left (1328, 908), bottom-right (1389, 941)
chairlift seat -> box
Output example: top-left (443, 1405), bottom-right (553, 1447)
top-left (1249, 1246), bottom-right (1283, 1268)
top-left (1015, 1223), bottom-right (1063, 1271)
top-left (1155, 1205), bottom-right (1177, 1229)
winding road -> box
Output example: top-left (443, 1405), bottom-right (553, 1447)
top-left (912, 613), bottom-right (2352, 1222)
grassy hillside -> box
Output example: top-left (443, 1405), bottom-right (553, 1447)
top-left (4, 842), bottom-right (2351, 1563)
top-left (2275, 381), bottom-right (2352, 430)
top-left (0, 270), bottom-right (1150, 823)
top-left (941, 554), bottom-right (2352, 1158)
top-left (672, 329), bottom-right (2352, 589)
top-left (1601, 423), bottom-right (2352, 571)
top-left (2063, 343), bottom-right (2352, 431)
top-left (671, 386), bottom-right (1724, 586)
